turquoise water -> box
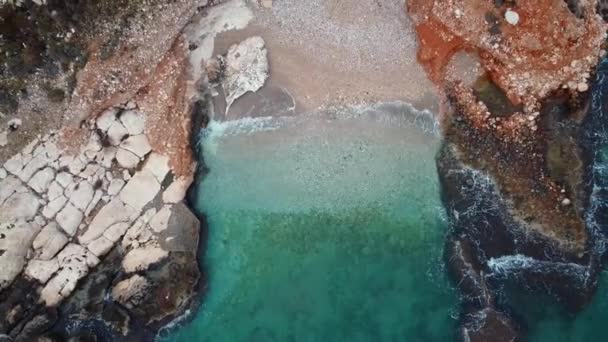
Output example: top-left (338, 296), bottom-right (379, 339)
top-left (163, 104), bottom-right (608, 341)
top-left (504, 274), bottom-right (608, 341)
top-left (165, 105), bottom-right (459, 341)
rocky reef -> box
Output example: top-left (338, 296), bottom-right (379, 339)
top-left (407, 0), bottom-right (608, 340)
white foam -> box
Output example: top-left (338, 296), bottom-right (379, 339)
top-left (487, 254), bottom-right (587, 279)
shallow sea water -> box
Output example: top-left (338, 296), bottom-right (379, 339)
top-left (165, 104), bottom-right (459, 341)
top-left (164, 103), bottom-right (608, 341)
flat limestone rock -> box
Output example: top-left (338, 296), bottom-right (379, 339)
top-left (17, 155), bottom-right (48, 183)
top-left (96, 108), bottom-right (118, 132)
top-left (87, 236), bottom-right (114, 257)
top-left (85, 190), bottom-right (103, 217)
top-left (25, 259), bottom-right (59, 284)
top-left (121, 208), bottom-right (156, 248)
top-left (79, 197), bottom-right (138, 245)
top-left (116, 148), bottom-right (140, 169)
top-left (0, 191), bottom-right (41, 222)
top-left (120, 135), bottom-right (152, 158)
top-left (107, 178), bottom-right (125, 196)
top-left (55, 203), bottom-right (83, 237)
top-left (0, 175), bottom-right (22, 205)
top-left (119, 169), bottom-right (161, 211)
top-left (32, 222), bottom-right (69, 260)
top-left (107, 122), bottom-right (129, 146)
top-left (120, 110), bottom-right (145, 135)
top-left (41, 243), bottom-right (99, 306)
top-left (42, 195), bottom-right (68, 219)
top-left (162, 176), bottom-right (192, 204)
top-left (144, 153), bottom-right (170, 183)
top-left (103, 222), bottom-right (131, 243)
top-left (28, 167), bottom-right (55, 194)
top-left (56, 172), bottom-right (73, 188)
top-left (47, 181), bottom-right (63, 201)
top-left (149, 205), bottom-right (172, 233)
top-left (69, 181), bottom-right (94, 212)
top-left (0, 220), bottom-right (42, 290)
top-left (98, 147), bottom-right (117, 168)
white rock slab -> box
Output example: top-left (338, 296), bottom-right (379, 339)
top-left (0, 191), bottom-right (41, 222)
top-left (58, 243), bottom-right (99, 268)
top-left (87, 236), bottom-right (114, 257)
top-left (120, 208), bottom-right (156, 248)
top-left (85, 190), bottom-right (103, 217)
top-left (56, 203), bottom-right (83, 236)
top-left (3, 153), bottom-right (26, 175)
top-left (79, 197), bottom-right (138, 245)
top-left (120, 110), bottom-right (145, 135)
top-left (79, 164), bottom-right (102, 181)
top-left (116, 148), bottom-right (140, 169)
top-left (69, 181), bottom-right (94, 211)
top-left (0, 175), bottom-right (22, 205)
top-left (17, 155), bottom-right (48, 182)
top-left (96, 108), bottom-right (118, 132)
top-left (33, 141), bottom-right (61, 162)
top-left (67, 156), bottom-right (86, 175)
top-left (47, 181), bottom-right (63, 201)
top-left (42, 195), bottom-right (68, 219)
top-left (149, 205), bottom-right (172, 233)
top-left (107, 178), bottom-right (125, 196)
top-left (0, 167), bottom-right (7, 179)
top-left (25, 259), bottom-right (59, 284)
top-left (41, 243), bottom-right (98, 306)
top-left (0, 220), bottom-right (42, 290)
top-left (119, 169), bottom-right (161, 211)
top-left (29, 167), bottom-right (55, 194)
top-left (56, 172), bottom-right (73, 188)
top-left (32, 222), bottom-right (69, 260)
top-left (120, 135), bottom-right (151, 158)
top-left (103, 222), bottom-right (131, 243)
top-left (58, 155), bottom-right (74, 169)
top-left (82, 134), bottom-right (102, 154)
top-left (98, 147), bottom-right (117, 168)
top-left (144, 153), bottom-right (170, 183)
top-left (163, 176), bottom-right (193, 203)
top-left (107, 121), bottom-right (129, 146)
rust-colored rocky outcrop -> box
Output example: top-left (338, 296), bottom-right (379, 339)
top-left (408, 0), bottom-right (607, 252)
top-left (408, 0), bottom-right (606, 105)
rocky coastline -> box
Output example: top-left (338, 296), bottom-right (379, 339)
top-left (2, 0), bottom-right (608, 341)
top-left (413, 1), bottom-right (608, 340)
top-left (0, 1), bottom-right (219, 340)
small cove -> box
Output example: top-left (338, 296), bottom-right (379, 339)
top-left (165, 103), bottom-right (459, 341)
top-left (164, 102), bottom-right (608, 341)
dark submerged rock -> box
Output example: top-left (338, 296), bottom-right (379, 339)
top-left (439, 57), bottom-right (608, 340)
